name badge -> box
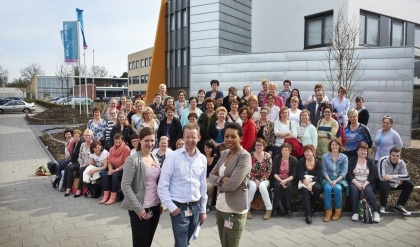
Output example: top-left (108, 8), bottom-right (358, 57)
top-left (185, 209), bottom-right (192, 217)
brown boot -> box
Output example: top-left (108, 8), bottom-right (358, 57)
top-left (99, 191), bottom-right (110, 204)
top-left (247, 210), bottom-right (253, 219)
top-left (331, 208), bottom-right (342, 221)
top-left (324, 209), bottom-right (332, 222)
top-left (105, 192), bottom-right (117, 205)
top-left (263, 210), bottom-right (272, 220)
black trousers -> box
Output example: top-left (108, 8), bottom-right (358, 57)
top-left (77, 166), bottom-right (88, 190)
top-left (273, 180), bottom-right (293, 211)
top-left (64, 163), bottom-right (80, 189)
top-left (301, 182), bottom-right (322, 216)
top-left (379, 180), bottom-right (414, 207)
top-left (128, 205), bottom-right (161, 247)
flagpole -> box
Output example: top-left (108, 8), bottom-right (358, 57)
top-left (84, 50), bottom-right (88, 116)
top-left (77, 20), bottom-right (81, 114)
top-left (92, 49), bottom-right (95, 101)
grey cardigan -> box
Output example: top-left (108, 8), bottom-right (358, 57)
top-left (121, 151), bottom-right (160, 214)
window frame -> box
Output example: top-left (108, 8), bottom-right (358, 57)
top-left (304, 10), bottom-right (334, 49)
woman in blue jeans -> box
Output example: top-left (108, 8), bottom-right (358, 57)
top-left (321, 138), bottom-right (348, 222)
top-left (346, 142), bottom-right (380, 223)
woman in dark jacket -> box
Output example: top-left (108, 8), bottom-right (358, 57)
top-left (157, 105), bottom-right (182, 150)
top-left (61, 129), bottom-right (84, 191)
top-left (297, 144), bottom-right (322, 224)
top-left (346, 142), bottom-right (380, 222)
top-left (110, 112), bottom-right (135, 149)
top-left (271, 142), bottom-right (298, 216)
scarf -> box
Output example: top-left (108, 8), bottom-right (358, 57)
top-left (298, 122), bottom-right (309, 140)
top-left (109, 142), bottom-right (129, 168)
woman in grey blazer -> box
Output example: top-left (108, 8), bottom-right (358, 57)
top-left (209, 123), bottom-right (252, 247)
top-left (121, 127), bottom-right (162, 247)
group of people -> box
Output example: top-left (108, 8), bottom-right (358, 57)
top-left (52, 80), bottom-right (414, 247)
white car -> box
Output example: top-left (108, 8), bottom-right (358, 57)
top-left (0, 100), bottom-right (36, 114)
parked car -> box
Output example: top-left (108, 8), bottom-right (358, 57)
top-left (4, 97), bottom-right (24, 101)
top-left (0, 98), bottom-right (13, 105)
top-left (0, 100), bottom-right (36, 114)
top-left (65, 97), bottom-right (93, 106)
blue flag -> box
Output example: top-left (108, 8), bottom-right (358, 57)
top-left (76, 8), bottom-right (88, 49)
top-left (62, 21), bottom-right (79, 64)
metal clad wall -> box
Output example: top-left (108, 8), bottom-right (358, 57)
top-left (190, 46), bottom-right (415, 145)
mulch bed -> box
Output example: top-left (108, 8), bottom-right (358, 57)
top-left (26, 106), bottom-right (90, 124)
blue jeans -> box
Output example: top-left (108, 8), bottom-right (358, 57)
top-left (101, 169), bottom-right (122, 192)
top-left (323, 183), bottom-right (343, 210)
top-left (350, 183), bottom-right (378, 213)
top-left (273, 146), bottom-right (281, 158)
top-left (170, 202), bottom-right (200, 247)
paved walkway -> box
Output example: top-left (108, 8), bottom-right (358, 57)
top-left (1, 114), bottom-right (420, 247)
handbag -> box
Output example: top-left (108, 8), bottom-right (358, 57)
top-left (358, 190), bottom-right (373, 223)
top-left (250, 192), bottom-right (265, 211)
top-left (284, 122), bottom-right (303, 157)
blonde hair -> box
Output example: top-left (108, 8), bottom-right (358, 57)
top-left (268, 83), bottom-right (278, 91)
top-left (142, 106), bottom-right (156, 119)
top-left (216, 106), bottom-right (228, 114)
top-left (261, 79), bottom-right (269, 85)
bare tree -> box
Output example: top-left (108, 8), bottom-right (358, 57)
top-left (324, 7), bottom-right (363, 101)
top-left (90, 65), bottom-right (108, 77)
top-left (19, 63), bottom-right (44, 81)
top-left (55, 65), bottom-right (73, 97)
top-left (73, 66), bottom-right (87, 77)
top-left (7, 78), bottom-right (31, 97)
top-left (0, 66), bottom-right (8, 87)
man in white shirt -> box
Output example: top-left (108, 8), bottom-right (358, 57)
top-left (158, 123), bottom-right (207, 247)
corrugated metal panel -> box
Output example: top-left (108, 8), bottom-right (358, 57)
top-left (190, 46), bottom-right (415, 145)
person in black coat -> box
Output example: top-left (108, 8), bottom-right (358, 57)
top-left (297, 144), bottom-right (322, 224)
top-left (306, 90), bottom-right (326, 126)
top-left (61, 129), bottom-right (84, 191)
top-left (205, 79), bottom-right (224, 99)
top-left (222, 87), bottom-right (241, 112)
top-left (355, 96), bottom-right (370, 126)
top-left (157, 105), bottom-right (182, 150)
top-left (110, 112), bottom-right (136, 149)
top-left (271, 143), bottom-right (298, 216)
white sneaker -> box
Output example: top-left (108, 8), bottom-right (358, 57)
top-left (373, 212), bottom-right (380, 223)
top-left (351, 213), bottom-right (359, 221)
top-left (380, 206), bottom-right (387, 214)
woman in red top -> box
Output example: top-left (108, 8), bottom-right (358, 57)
top-left (239, 106), bottom-right (257, 152)
top-left (100, 133), bottom-right (130, 205)
top-left (271, 143), bottom-right (298, 216)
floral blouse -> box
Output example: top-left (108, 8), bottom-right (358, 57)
top-left (87, 119), bottom-right (107, 141)
top-left (250, 151), bottom-right (272, 183)
top-left (78, 143), bottom-right (91, 167)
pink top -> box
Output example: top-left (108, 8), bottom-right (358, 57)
top-left (279, 160), bottom-right (289, 179)
top-left (143, 166), bottom-right (161, 208)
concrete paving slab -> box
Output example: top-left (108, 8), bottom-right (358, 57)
top-left (1, 114), bottom-right (420, 247)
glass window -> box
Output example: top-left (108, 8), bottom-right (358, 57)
top-left (136, 60), bottom-right (139, 68)
top-left (182, 9), bottom-right (187, 27)
top-left (305, 12), bottom-right (333, 48)
top-left (128, 62), bottom-right (131, 70)
top-left (128, 77), bottom-right (131, 85)
top-left (141, 59), bottom-right (144, 68)
top-left (149, 57), bottom-right (152, 65)
top-left (391, 20), bottom-right (404, 46)
top-left (359, 11), bottom-right (379, 46)
top-left (145, 58), bottom-right (149, 67)
top-left (415, 26), bottom-right (420, 48)
top-left (171, 14), bottom-right (175, 31)
top-left (182, 49), bottom-right (187, 66)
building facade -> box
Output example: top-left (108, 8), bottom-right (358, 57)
top-left (143, 0), bottom-right (420, 144)
top-left (127, 47), bottom-right (153, 98)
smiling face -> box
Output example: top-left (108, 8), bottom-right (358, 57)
top-left (244, 86), bottom-right (251, 96)
top-left (166, 109), bottom-right (174, 119)
top-left (93, 144), bottom-right (103, 155)
top-left (121, 96), bottom-right (127, 104)
top-left (84, 131), bottom-right (92, 142)
top-left (93, 110), bottom-right (101, 119)
top-left (159, 85), bottom-right (166, 95)
top-left (249, 98), bottom-right (257, 108)
top-left (283, 82), bottom-right (291, 91)
top-left (230, 102), bottom-right (238, 111)
top-left (224, 128), bottom-right (241, 150)
top-left (183, 128), bottom-right (199, 150)
top-left (64, 132), bottom-right (72, 141)
top-left (178, 92), bottom-right (185, 101)
top-left (109, 99), bottom-right (117, 109)
top-left (211, 83), bottom-right (218, 91)
top-left (118, 114), bottom-right (126, 124)
top-left (240, 109), bottom-right (248, 121)
top-left (292, 90), bottom-right (299, 97)
top-left (140, 134), bottom-right (155, 152)
top-left (198, 91), bottom-right (205, 99)
top-left (304, 148), bottom-right (314, 159)
top-left (300, 111), bottom-right (309, 123)
top-left (155, 95), bottom-right (162, 104)
top-left (281, 147), bottom-right (291, 157)
top-left (349, 112), bottom-right (358, 124)
top-left (217, 110), bottom-right (226, 121)
top-left (204, 145), bottom-right (213, 155)
top-left (73, 133), bottom-right (81, 142)
top-left (331, 141), bottom-right (340, 152)
top-left (159, 139), bottom-right (168, 150)
top-left (189, 99), bottom-right (197, 109)
top-left (260, 108), bottom-right (269, 120)
top-left (323, 108), bottom-right (332, 120)
top-left (206, 102), bottom-right (214, 111)
top-left (114, 137), bottom-right (123, 147)
top-left (357, 147), bottom-right (368, 158)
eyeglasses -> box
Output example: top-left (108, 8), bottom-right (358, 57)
top-left (110, 112), bottom-right (117, 115)
top-left (255, 144), bottom-right (264, 147)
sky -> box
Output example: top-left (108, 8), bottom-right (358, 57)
top-left (0, 0), bottom-right (161, 81)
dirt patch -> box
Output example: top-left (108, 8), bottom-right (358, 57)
top-left (26, 106), bottom-right (90, 125)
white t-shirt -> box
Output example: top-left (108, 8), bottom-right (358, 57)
top-left (288, 109), bottom-right (301, 123)
top-left (89, 150), bottom-right (109, 167)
